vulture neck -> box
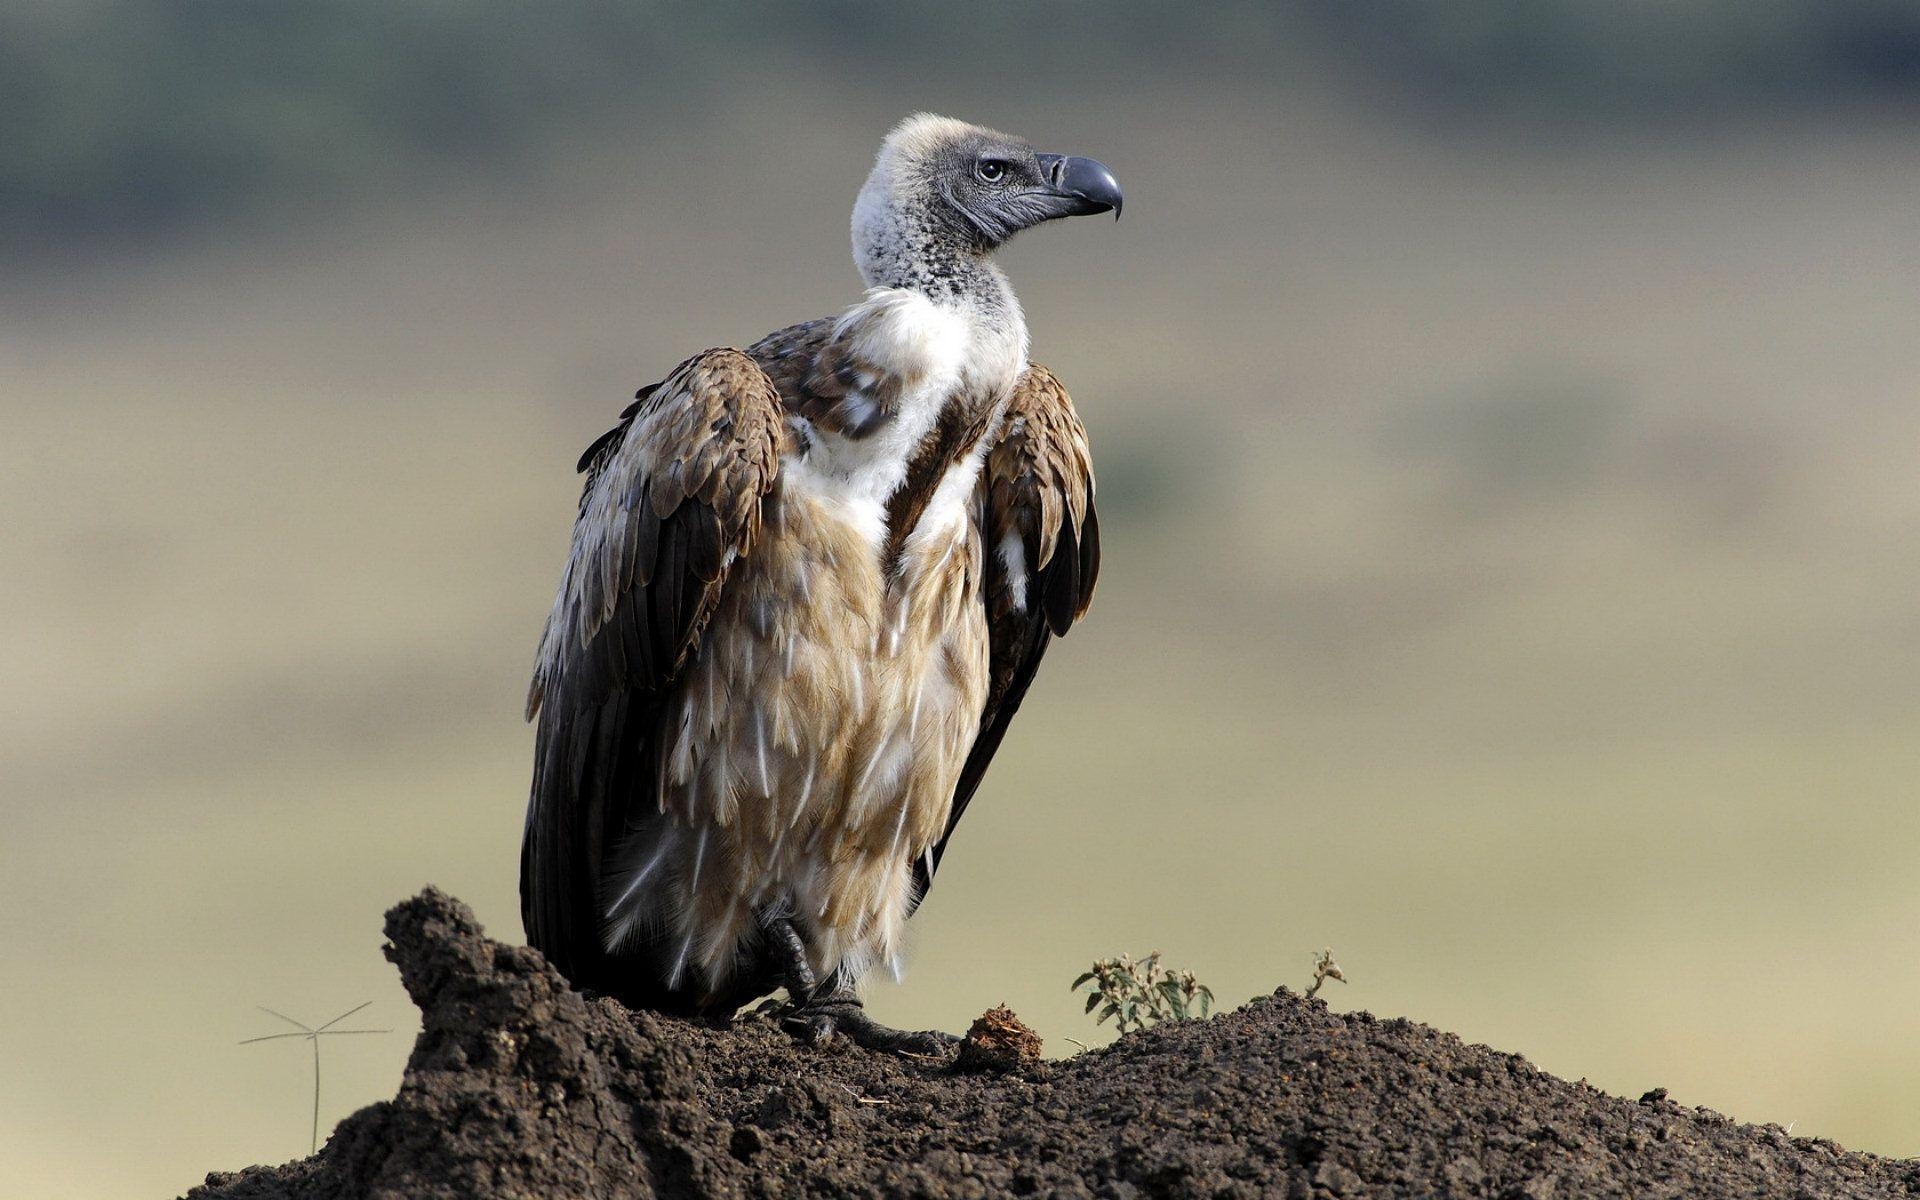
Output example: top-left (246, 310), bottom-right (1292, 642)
top-left (814, 193), bottom-right (1030, 534)
top-left (853, 198), bottom-right (1021, 334)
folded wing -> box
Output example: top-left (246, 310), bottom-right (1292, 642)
top-left (914, 363), bottom-right (1100, 902)
top-left (520, 349), bottom-right (784, 1007)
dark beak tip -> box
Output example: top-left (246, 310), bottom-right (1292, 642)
top-left (1042, 152), bottom-right (1123, 221)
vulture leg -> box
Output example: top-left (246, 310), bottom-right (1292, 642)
top-left (759, 911), bottom-right (818, 1000)
top-left (755, 911), bottom-right (956, 1056)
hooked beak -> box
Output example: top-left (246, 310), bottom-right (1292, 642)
top-left (1033, 153), bottom-right (1123, 220)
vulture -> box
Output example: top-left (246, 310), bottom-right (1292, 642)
top-left (521, 114), bottom-right (1119, 1052)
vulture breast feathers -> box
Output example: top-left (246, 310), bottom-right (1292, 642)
top-left (520, 328), bottom-right (1098, 1013)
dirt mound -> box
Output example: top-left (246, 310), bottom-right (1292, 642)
top-left (186, 889), bottom-right (1918, 1199)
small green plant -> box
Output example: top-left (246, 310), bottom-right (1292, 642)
top-left (1072, 951), bottom-right (1214, 1034)
top-left (1307, 947), bottom-right (1347, 999)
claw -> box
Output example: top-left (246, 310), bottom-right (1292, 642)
top-left (756, 910), bottom-right (957, 1057)
top-left (780, 993), bottom-right (957, 1057)
top-left (782, 1007), bottom-right (840, 1046)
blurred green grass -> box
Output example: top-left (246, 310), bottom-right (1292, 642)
top-left (5, 18), bottom-right (1920, 1198)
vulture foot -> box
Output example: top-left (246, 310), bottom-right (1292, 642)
top-left (758, 913), bottom-right (955, 1056)
top-left (781, 990), bottom-right (958, 1057)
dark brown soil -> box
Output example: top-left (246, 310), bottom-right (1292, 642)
top-left (186, 889), bottom-right (1918, 1199)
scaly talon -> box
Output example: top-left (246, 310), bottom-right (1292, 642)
top-left (758, 912), bottom-right (957, 1056)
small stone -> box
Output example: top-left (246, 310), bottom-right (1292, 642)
top-left (955, 1004), bottom-right (1043, 1073)
top-left (1311, 1160), bottom-right (1362, 1195)
top-left (728, 1126), bottom-right (764, 1161)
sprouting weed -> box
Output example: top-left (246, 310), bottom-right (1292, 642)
top-left (1307, 947), bottom-right (1347, 999)
top-left (1071, 951), bottom-right (1214, 1035)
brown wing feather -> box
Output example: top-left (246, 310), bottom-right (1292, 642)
top-left (913, 364), bottom-right (1099, 903)
top-left (745, 315), bottom-right (918, 444)
top-left (520, 348), bottom-right (784, 1009)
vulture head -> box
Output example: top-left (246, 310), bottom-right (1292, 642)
top-left (853, 114), bottom-right (1122, 288)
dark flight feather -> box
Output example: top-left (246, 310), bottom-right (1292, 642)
top-left (521, 349), bottom-right (783, 1013)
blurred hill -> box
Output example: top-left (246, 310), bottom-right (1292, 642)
top-left (10, 1), bottom-right (1920, 251)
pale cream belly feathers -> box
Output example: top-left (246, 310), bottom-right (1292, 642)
top-left (597, 281), bottom-right (1012, 995)
top-left (620, 465), bottom-right (990, 991)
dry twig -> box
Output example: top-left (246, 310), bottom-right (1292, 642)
top-left (241, 1001), bottom-right (390, 1153)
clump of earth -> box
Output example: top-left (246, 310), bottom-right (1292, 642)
top-left (187, 888), bottom-right (1919, 1199)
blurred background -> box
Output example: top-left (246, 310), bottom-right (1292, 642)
top-left (5, 2), bottom-right (1920, 1194)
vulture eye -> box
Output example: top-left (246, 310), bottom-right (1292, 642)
top-left (975, 159), bottom-right (1008, 184)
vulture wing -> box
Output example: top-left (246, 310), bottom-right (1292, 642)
top-left (913, 364), bottom-right (1100, 904)
top-left (520, 348), bottom-right (784, 1010)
